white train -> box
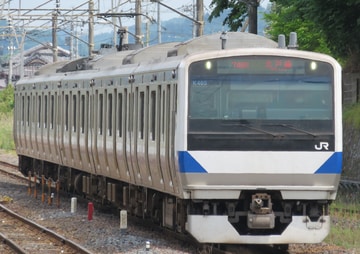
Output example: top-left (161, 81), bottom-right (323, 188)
top-left (13, 32), bottom-right (342, 249)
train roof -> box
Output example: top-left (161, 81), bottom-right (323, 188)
top-left (34, 32), bottom-right (278, 76)
top-left (170, 31), bottom-right (277, 56)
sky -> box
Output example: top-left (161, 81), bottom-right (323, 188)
top-left (0, 0), bottom-right (217, 52)
top-left (3, 0), bottom-right (269, 32)
top-left (4, 0), bottom-right (214, 26)
top-left (0, 0), bottom-right (270, 54)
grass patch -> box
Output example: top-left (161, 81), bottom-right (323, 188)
top-left (0, 112), bottom-right (15, 151)
top-left (326, 200), bottom-right (360, 251)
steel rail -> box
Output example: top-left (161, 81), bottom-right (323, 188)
top-left (0, 204), bottom-right (93, 254)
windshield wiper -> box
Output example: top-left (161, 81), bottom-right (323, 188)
top-left (221, 122), bottom-right (280, 137)
top-left (266, 124), bottom-right (318, 137)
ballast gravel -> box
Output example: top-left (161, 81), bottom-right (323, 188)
top-left (0, 151), bottom-right (357, 254)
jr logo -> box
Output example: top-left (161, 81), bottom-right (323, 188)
top-left (314, 142), bottom-right (329, 151)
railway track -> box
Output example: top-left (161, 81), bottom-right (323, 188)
top-left (0, 157), bottom-right (358, 254)
top-left (0, 204), bottom-right (93, 254)
top-left (0, 160), bottom-right (17, 171)
top-left (0, 158), bottom-right (278, 254)
top-left (0, 160), bottom-right (27, 184)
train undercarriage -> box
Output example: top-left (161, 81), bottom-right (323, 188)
top-left (19, 155), bottom-right (331, 249)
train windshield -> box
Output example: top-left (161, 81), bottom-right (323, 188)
top-left (187, 56), bottom-right (335, 151)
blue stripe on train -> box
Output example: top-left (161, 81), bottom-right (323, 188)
top-left (314, 152), bottom-right (342, 174)
top-left (178, 151), bottom-right (207, 173)
top-left (178, 151), bottom-right (343, 174)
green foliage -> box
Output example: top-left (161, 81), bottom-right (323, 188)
top-left (0, 85), bottom-right (15, 151)
top-left (270, 0), bottom-right (360, 71)
top-left (343, 103), bottom-right (360, 128)
top-left (0, 112), bottom-right (14, 151)
top-left (0, 85), bottom-right (14, 114)
top-left (209, 0), bottom-right (360, 71)
top-left (208, 0), bottom-right (249, 31)
top-left (263, 4), bottom-right (332, 55)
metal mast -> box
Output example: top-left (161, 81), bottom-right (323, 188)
top-left (135, 0), bottom-right (142, 45)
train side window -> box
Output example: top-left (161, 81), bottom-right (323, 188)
top-left (57, 94), bottom-right (61, 127)
top-left (38, 95), bottom-right (41, 128)
top-left (33, 95), bottom-right (37, 125)
top-left (50, 95), bottom-right (54, 129)
top-left (129, 90), bottom-right (135, 133)
top-left (21, 96), bottom-right (25, 126)
top-left (26, 96), bottom-right (30, 126)
top-left (99, 93), bottom-right (103, 135)
top-left (89, 93), bottom-right (93, 131)
top-left (117, 93), bottom-right (123, 137)
top-left (81, 94), bottom-right (85, 134)
top-left (157, 86), bottom-right (162, 138)
top-left (174, 84), bottom-right (177, 113)
top-left (150, 90), bottom-right (156, 141)
top-left (44, 95), bottom-right (48, 128)
top-left (139, 91), bottom-right (145, 139)
top-left (165, 85), bottom-right (170, 135)
top-left (108, 93), bottom-right (113, 136)
top-left (73, 94), bottom-right (77, 132)
top-left (65, 94), bottom-right (69, 131)
top-left (162, 89), bottom-right (165, 136)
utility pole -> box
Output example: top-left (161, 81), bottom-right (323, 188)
top-left (157, 2), bottom-right (161, 44)
top-left (52, 0), bottom-right (59, 62)
top-left (52, 13), bottom-right (58, 62)
top-left (192, 0), bottom-right (196, 38)
top-left (248, 0), bottom-right (259, 34)
top-left (70, 21), bottom-right (75, 60)
top-left (135, 0), bottom-right (142, 45)
top-left (20, 30), bottom-right (25, 79)
top-left (7, 17), bottom-right (14, 85)
top-left (112, 0), bottom-right (117, 47)
top-left (88, 0), bottom-right (95, 57)
top-left (196, 0), bottom-right (204, 37)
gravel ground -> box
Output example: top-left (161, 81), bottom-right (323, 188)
top-left (0, 151), bottom-right (358, 254)
top-left (0, 152), bottom-right (196, 254)
top-left (0, 179), bottom-right (196, 254)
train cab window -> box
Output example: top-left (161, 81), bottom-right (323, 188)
top-left (187, 56), bottom-right (334, 151)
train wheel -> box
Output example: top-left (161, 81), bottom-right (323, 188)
top-left (274, 244), bottom-right (289, 251)
top-left (74, 173), bottom-right (83, 194)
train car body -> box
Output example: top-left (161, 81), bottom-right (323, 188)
top-left (13, 32), bottom-right (342, 247)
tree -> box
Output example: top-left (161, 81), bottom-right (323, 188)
top-left (271, 0), bottom-right (360, 71)
top-left (208, 0), bottom-right (360, 71)
top-left (208, 0), bottom-right (259, 33)
top-left (0, 85), bottom-right (14, 114)
top-left (263, 3), bottom-right (332, 55)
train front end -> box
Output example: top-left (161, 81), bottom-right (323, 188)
top-left (177, 49), bottom-right (342, 244)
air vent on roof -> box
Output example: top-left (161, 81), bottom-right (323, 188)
top-left (167, 49), bottom-right (178, 57)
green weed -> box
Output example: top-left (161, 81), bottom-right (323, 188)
top-left (0, 112), bottom-right (14, 151)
